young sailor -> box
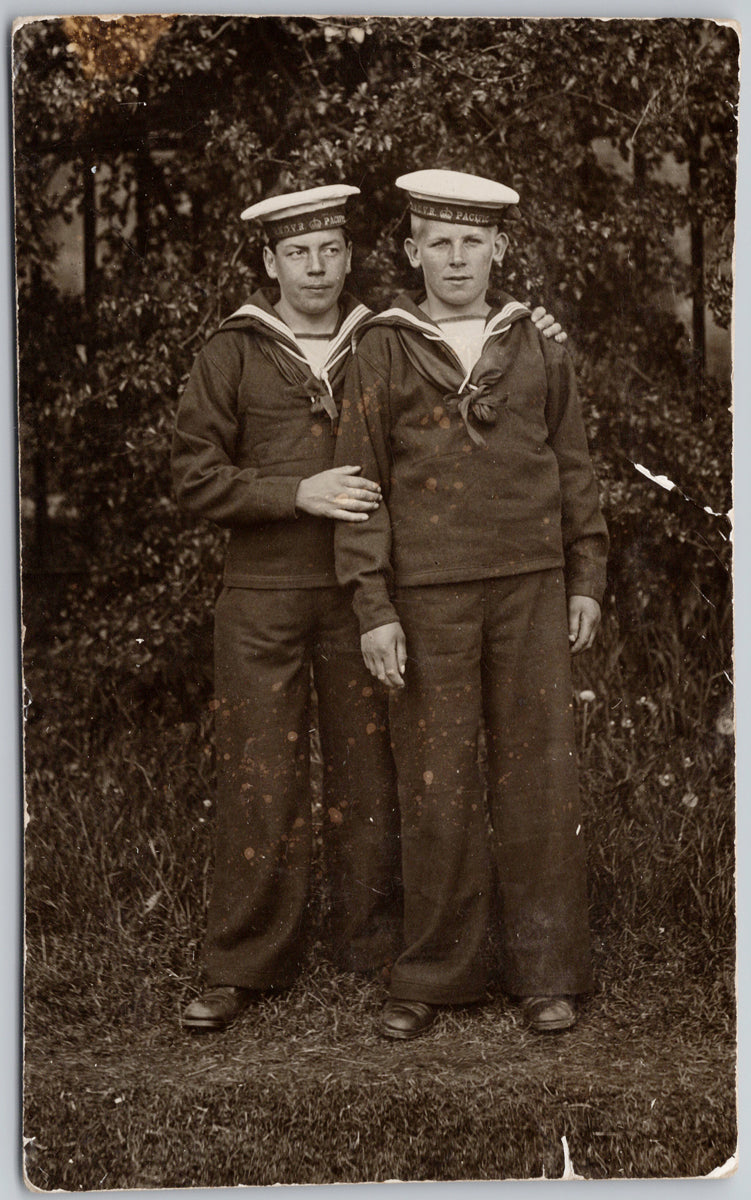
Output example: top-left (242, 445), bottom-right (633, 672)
top-left (334, 169), bottom-right (608, 1039)
top-left (172, 186), bottom-right (402, 1030)
top-left (172, 181), bottom-right (569, 1032)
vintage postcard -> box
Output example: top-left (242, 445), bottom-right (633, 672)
top-left (16, 13), bottom-right (737, 1189)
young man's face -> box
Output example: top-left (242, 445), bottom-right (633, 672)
top-left (404, 219), bottom-right (508, 316)
top-left (263, 229), bottom-right (352, 322)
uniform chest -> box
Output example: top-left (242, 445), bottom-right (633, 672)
top-left (235, 342), bottom-right (338, 465)
top-left (388, 326), bottom-right (550, 462)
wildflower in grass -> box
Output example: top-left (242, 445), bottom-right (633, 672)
top-left (577, 690), bottom-right (596, 753)
top-left (682, 792), bottom-right (699, 809)
top-left (636, 694), bottom-right (658, 717)
top-left (621, 716), bottom-right (634, 730)
top-left (659, 771), bottom-right (675, 787)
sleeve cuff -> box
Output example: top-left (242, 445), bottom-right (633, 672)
top-left (565, 570), bottom-right (606, 606)
top-left (352, 579), bottom-right (400, 635)
top-left (248, 474), bottom-right (303, 521)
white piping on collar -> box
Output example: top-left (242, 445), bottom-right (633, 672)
top-left (365, 300), bottom-right (530, 386)
top-left (223, 301), bottom-right (371, 379)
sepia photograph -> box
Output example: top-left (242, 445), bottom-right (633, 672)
top-left (16, 11), bottom-right (737, 1189)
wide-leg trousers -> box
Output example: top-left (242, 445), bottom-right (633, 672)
top-left (203, 585), bottom-right (401, 989)
top-left (388, 569), bottom-right (592, 1005)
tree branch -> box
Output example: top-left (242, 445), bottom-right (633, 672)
top-left (631, 86), bottom-right (664, 144)
top-left (523, 90), bottom-right (633, 122)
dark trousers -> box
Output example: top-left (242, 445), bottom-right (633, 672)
top-left (388, 569), bottom-right (592, 1005)
top-left (203, 586), bottom-right (401, 989)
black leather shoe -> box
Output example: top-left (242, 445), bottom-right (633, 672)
top-left (182, 986), bottom-right (253, 1032)
top-left (379, 998), bottom-right (437, 1040)
top-left (519, 995), bottom-right (576, 1033)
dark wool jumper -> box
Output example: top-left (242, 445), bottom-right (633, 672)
top-left (334, 291), bottom-right (608, 634)
top-left (173, 290), bottom-right (372, 589)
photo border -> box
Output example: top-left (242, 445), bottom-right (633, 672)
top-left (5, 3), bottom-right (746, 1196)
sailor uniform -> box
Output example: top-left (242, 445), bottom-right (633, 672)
top-left (173, 288), bottom-right (401, 987)
top-left (334, 291), bottom-right (608, 1002)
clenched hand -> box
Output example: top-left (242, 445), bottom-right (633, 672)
top-left (361, 622), bottom-right (407, 689)
top-left (568, 595), bottom-right (601, 654)
top-left (295, 465), bottom-right (381, 521)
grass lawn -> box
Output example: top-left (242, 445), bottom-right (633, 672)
top-left (24, 948), bottom-right (735, 1189)
top-left (22, 604), bottom-right (736, 1188)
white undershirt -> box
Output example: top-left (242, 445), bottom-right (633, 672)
top-left (434, 315), bottom-right (487, 374)
top-left (294, 333), bottom-right (334, 377)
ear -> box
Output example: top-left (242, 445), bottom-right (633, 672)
top-left (344, 242), bottom-right (353, 275)
top-left (263, 244), bottom-right (278, 281)
top-left (492, 231), bottom-right (509, 268)
top-left (404, 237), bottom-right (421, 270)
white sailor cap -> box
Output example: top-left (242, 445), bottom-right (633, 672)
top-left (240, 184), bottom-right (360, 241)
top-left (396, 169), bottom-right (518, 225)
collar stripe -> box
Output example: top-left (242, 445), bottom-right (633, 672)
top-left (359, 300), bottom-right (530, 377)
top-left (222, 301), bottom-right (370, 377)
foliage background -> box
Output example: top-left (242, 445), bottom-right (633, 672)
top-left (15, 13), bottom-right (737, 1187)
top-left (16, 14), bottom-right (735, 653)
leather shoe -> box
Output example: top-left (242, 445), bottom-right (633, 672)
top-left (379, 998), bottom-right (436, 1040)
top-left (182, 985), bottom-right (253, 1032)
top-left (519, 995), bottom-right (576, 1033)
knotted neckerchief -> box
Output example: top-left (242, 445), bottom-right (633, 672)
top-left (359, 298), bottom-right (531, 446)
top-left (219, 295), bottom-right (371, 426)
top-left (446, 368), bottom-right (508, 444)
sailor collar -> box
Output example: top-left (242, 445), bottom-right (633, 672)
top-left (360, 291), bottom-right (530, 390)
top-left (220, 290), bottom-right (371, 380)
